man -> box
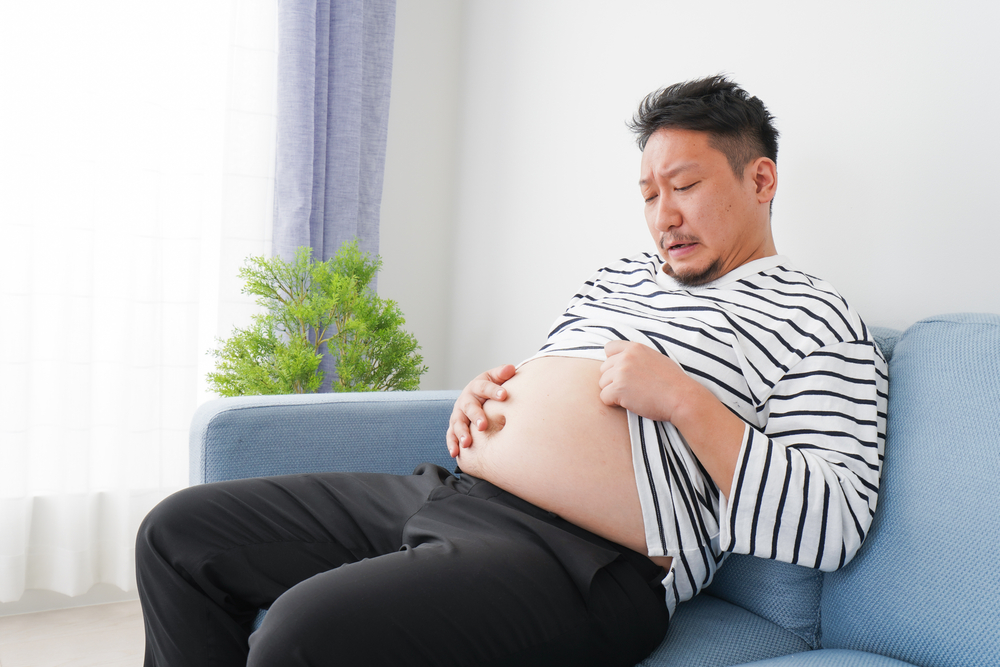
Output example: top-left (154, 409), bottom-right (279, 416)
top-left (136, 76), bottom-right (887, 667)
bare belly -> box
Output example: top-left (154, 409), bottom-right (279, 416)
top-left (455, 356), bottom-right (671, 570)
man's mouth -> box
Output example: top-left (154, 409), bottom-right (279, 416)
top-left (663, 240), bottom-right (700, 259)
top-left (661, 236), bottom-right (698, 252)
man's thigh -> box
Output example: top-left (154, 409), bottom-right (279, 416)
top-left (139, 464), bottom-right (457, 611)
top-left (247, 490), bottom-right (669, 667)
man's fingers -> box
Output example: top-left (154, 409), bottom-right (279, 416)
top-left (457, 395), bottom-right (489, 427)
top-left (473, 366), bottom-right (514, 402)
top-left (446, 363), bottom-right (515, 458)
top-left (449, 398), bottom-right (485, 451)
top-left (598, 384), bottom-right (618, 408)
top-left (473, 379), bottom-right (507, 402)
top-left (447, 416), bottom-right (475, 456)
top-left (597, 366), bottom-right (612, 390)
top-left (465, 364), bottom-right (515, 404)
top-left (451, 423), bottom-right (468, 453)
top-left (604, 340), bottom-right (628, 357)
top-left (486, 363), bottom-right (517, 385)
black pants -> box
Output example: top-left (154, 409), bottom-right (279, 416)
top-left (136, 464), bottom-right (669, 667)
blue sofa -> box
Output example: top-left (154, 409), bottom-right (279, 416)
top-left (189, 313), bottom-right (1000, 666)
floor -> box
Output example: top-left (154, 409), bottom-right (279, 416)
top-left (0, 601), bottom-right (144, 667)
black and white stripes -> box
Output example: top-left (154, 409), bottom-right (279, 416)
top-left (525, 253), bottom-right (887, 616)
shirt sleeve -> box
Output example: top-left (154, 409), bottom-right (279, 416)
top-left (719, 339), bottom-right (888, 571)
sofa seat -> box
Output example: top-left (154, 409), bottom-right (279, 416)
top-left (740, 649), bottom-right (917, 666)
top-left (640, 594), bottom-right (811, 666)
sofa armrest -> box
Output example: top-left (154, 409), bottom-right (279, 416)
top-left (189, 390), bottom-right (461, 485)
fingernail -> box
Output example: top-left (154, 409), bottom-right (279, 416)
top-left (476, 419), bottom-right (484, 430)
top-left (496, 389), bottom-right (504, 399)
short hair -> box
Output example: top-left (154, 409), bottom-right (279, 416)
top-left (628, 75), bottom-right (779, 176)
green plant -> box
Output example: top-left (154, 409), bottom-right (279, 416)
top-left (207, 240), bottom-right (427, 396)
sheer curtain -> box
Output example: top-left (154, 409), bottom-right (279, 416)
top-left (0, 0), bottom-right (278, 602)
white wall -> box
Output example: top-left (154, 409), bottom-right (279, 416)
top-left (381, 0), bottom-right (1000, 390)
top-left (379, 0), bottom-right (466, 390)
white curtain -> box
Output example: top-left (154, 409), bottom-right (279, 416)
top-left (0, 0), bottom-right (278, 602)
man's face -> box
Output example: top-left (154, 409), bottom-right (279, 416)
top-left (639, 128), bottom-right (775, 286)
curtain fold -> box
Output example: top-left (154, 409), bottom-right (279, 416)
top-left (272, 0), bottom-right (396, 392)
top-left (273, 0), bottom-right (396, 263)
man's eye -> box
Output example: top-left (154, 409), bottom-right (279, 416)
top-left (644, 193), bottom-right (658, 203)
top-left (676, 182), bottom-right (697, 192)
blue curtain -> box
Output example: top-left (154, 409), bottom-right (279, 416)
top-left (273, 0), bottom-right (396, 265)
top-left (273, 0), bottom-right (396, 391)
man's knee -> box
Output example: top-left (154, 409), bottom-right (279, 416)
top-left (135, 485), bottom-right (218, 570)
top-left (246, 617), bottom-right (303, 667)
top-left (246, 582), bottom-right (365, 667)
top-left (246, 612), bottom-right (309, 667)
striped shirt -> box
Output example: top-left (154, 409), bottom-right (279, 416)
top-left (523, 253), bottom-right (888, 616)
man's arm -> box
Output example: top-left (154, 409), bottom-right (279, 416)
top-left (598, 340), bottom-right (746, 497)
top-left (600, 338), bottom-right (887, 571)
top-left (445, 364), bottom-right (516, 457)
top-left (719, 340), bottom-right (887, 570)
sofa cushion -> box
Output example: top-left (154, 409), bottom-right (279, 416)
top-left (870, 326), bottom-right (902, 362)
top-left (640, 594), bottom-right (811, 667)
top-left (738, 648), bottom-right (916, 666)
top-left (820, 314), bottom-right (1000, 666)
top-left (704, 554), bottom-right (822, 649)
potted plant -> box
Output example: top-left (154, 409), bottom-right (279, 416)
top-left (207, 240), bottom-right (427, 396)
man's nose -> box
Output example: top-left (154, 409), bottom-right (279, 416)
top-left (653, 197), bottom-right (681, 231)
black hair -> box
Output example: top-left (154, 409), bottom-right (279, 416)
top-left (628, 75), bottom-right (779, 176)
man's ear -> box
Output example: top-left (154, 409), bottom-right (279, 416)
top-left (750, 157), bottom-right (777, 204)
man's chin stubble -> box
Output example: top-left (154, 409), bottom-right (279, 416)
top-left (662, 258), bottom-right (725, 287)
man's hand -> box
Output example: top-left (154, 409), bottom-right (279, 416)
top-left (599, 340), bottom-right (745, 496)
top-left (446, 364), bottom-right (516, 458)
top-left (598, 340), bottom-right (693, 422)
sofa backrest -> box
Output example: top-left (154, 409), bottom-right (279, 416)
top-left (821, 314), bottom-right (1000, 665)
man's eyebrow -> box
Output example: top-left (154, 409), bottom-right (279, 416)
top-left (639, 162), bottom-right (699, 188)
